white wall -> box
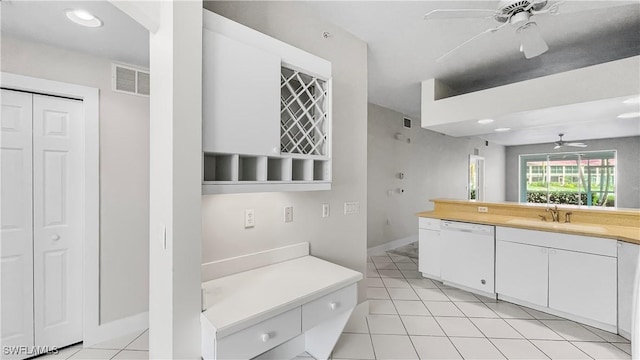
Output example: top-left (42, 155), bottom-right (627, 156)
top-left (202, 2), bottom-right (368, 301)
top-left (1, 36), bottom-right (150, 324)
top-left (505, 136), bottom-right (640, 209)
top-left (367, 103), bottom-right (505, 249)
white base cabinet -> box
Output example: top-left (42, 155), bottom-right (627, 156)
top-left (496, 241), bottom-right (548, 307)
top-left (549, 248), bottom-right (617, 326)
top-left (418, 218), bottom-right (441, 280)
top-left (495, 227), bottom-right (618, 329)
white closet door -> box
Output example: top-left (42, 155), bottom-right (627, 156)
top-left (1, 90), bottom-right (35, 355)
top-left (32, 94), bottom-right (83, 348)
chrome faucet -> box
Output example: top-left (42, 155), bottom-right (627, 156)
top-left (545, 205), bottom-right (560, 223)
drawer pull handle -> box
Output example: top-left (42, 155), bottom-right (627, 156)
top-left (330, 302), bottom-right (339, 310)
top-left (261, 333), bottom-right (271, 342)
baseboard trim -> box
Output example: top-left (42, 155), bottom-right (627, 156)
top-left (367, 235), bottom-right (417, 257)
top-left (83, 311), bottom-right (148, 347)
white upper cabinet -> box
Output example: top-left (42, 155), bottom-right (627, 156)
top-left (202, 30), bottom-right (281, 156)
top-left (202, 10), bottom-right (332, 194)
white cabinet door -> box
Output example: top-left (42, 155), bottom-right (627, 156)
top-left (549, 248), bottom-right (617, 326)
top-left (1, 90), bottom-right (35, 356)
top-left (32, 95), bottom-right (84, 348)
top-left (618, 241), bottom-right (639, 336)
top-left (496, 241), bottom-right (548, 307)
top-left (418, 229), bottom-right (440, 279)
top-left (441, 230), bottom-right (495, 294)
top-left (202, 29), bottom-right (281, 156)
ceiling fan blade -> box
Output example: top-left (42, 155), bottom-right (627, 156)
top-left (566, 143), bottom-right (588, 147)
top-left (517, 22), bottom-right (549, 59)
top-left (554, 145), bottom-right (563, 150)
top-left (424, 8), bottom-right (496, 20)
top-left (436, 21), bottom-right (509, 62)
top-left (531, 1), bottom-right (565, 16)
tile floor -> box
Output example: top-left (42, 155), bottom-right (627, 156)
top-left (35, 329), bottom-right (148, 360)
top-left (333, 252), bottom-right (632, 360)
top-left (35, 250), bottom-right (632, 360)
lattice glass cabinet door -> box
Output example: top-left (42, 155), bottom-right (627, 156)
top-left (280, 67), bottom-right (329, 157)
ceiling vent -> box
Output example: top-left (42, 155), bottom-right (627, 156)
top-left (112, 63), bottom-right (150, 97)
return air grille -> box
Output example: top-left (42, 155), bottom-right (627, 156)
top-left (112, 63), bottom-right (150, 97)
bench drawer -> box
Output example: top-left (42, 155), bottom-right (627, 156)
top-left (302, 284), bottom-right (357, 331)
top-left (217, 307), bottom-right (301, 359)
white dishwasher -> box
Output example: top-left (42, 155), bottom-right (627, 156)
top-left (440, 221), bottom-right (496, 296)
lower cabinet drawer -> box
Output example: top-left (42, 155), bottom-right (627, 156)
top-left (217, 307), bottom-right (301, 359)
top-left (301, 284), bottom-right (357, 331)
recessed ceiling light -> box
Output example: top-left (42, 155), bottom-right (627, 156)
top-left (617, 112), bottom-right (640, 119)
top-left (494, 127), bottom-right (511, 132)
top-left (65, 9), bottom-right (103, 28)
top-left (477, 119), bottom-right (494, 125)
top-left (623, 96), bottom-right (640, 104)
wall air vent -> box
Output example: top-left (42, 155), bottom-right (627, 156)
top-left (112, 63), bottom-right (150, 97)
top-left (403, 117), bottom-right (412, 129)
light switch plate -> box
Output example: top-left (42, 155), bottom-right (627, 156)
top-left (322, 203), bottom-right (330, 218)
top-left (244, 209), bottom-right (255, 228)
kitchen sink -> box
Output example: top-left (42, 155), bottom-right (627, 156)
top-left (505, 218), bottom-right (607, 234)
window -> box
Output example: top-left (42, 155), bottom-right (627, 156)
top-left (519, 150), bottom-right (616, 207)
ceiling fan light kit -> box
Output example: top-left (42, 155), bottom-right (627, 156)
top-left (425, 0), bottom-right (562, 61)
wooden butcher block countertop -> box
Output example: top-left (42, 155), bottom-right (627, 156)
top-left (417, 199), bottom-right (640, 245)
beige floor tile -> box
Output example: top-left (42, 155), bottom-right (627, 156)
top-left (485, 302), bottom-right (534, 319)
top-left (375, 262), bottom-right (399, 270)
top-left (580, 324), bottom-right (631, 343)
top-left (424, 301), bottom-right (465, 317)
top-left (367, 314), bottom-right (407, 335)
top-left (67, 348), bottom-right (119, 359)
top-left (378, 269), bottom-right (404, 278)
top-left (470, 318), bottom-right (523, 339)
top-left (450, 337), bottom-right (506, 359)
top-left (435, 317), bottom-right (484, 338)
top-left (367, 268), bottom-right (381, 278)
top-left (415, 288), bottom-right (449, 302)
top-left (36, 344), bottom-right (83, 360)
top-left (541, 320), bottom-right (603, 342)
top-left (454, 302), bottom-right (499, 318)
top-left (368, 287), bottom-right (391, 300)
top-left (505, 319), bottom-right (563, 340)
top-left (369, 299), bottom-right (398, 314)
top-left (387, 288), bottom-right (419, 301)
top-left (125, 330), bottom-right (148, 351)
top-left (490, 338), bottom-right (549, 359)
top-left (442, 289), bottom-right (480, 302)
top-left (571, 341), bottom-right (631, 360)
top-left (396, 262), bottom-right (418, 271)
top-left (371, 334), bottom-right (418, 360)
top-left (408, 278), bottom-right (439, 289)
top-left (401, 270), bottom-right (421, 279)
top-left (530, 340), bottom-right (591, 359)
top-left (333, 333), bottom-right (375, 360)
top-left (89, 331), bottom-right (144, 350)
top-left (411, 336), bottom-right (462, 359)
top-left (521, 307), bottom-right (561, 320)
top-left (401, 316), bottom-right (445, 336)
top-left (612, 342), bottom-right (632, 355)
top-left (382, 277), bottom-right (411, 288)
top-left (344, 309), bottom-right (369, 334)
top-left (112, 350), bottom-right (149, 359)
top-left (367, 277), bottom-right (385, 288)
top-left (393, 300), bottom-right (430, 316)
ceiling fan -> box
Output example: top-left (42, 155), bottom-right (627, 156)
top-left (424, 0), bottom-right (566, 61)
top-left (554, 133), bottom-right (587, 149)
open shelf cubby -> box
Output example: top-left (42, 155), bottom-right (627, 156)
top-left (267, 157), bottom-right (292, 181)
top-left (204, 153), bottom-right (238, 182)
top-left (314, 160), bottom-right (331, 181)
top-left (292, 159), bottom-right (313, 181)
top-left (239, 156), bottom-right (267, 181)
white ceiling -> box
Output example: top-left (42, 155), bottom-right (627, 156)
top-left (2, 0), bottom-right (639, 146)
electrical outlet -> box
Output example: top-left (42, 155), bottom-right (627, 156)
top-left (244, 209), bottom-right (255, 228)
top-left (284, 206), bottom-right (293, 223)
top-left (477, 206), bottom-right (489, 213)
top-left (322, 203), bottom-right (330, 218)
top-left (344, 201), bottom-right (360, 214)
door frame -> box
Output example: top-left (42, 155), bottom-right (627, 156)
top-left (1, 72), bottom-right (102, 345)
